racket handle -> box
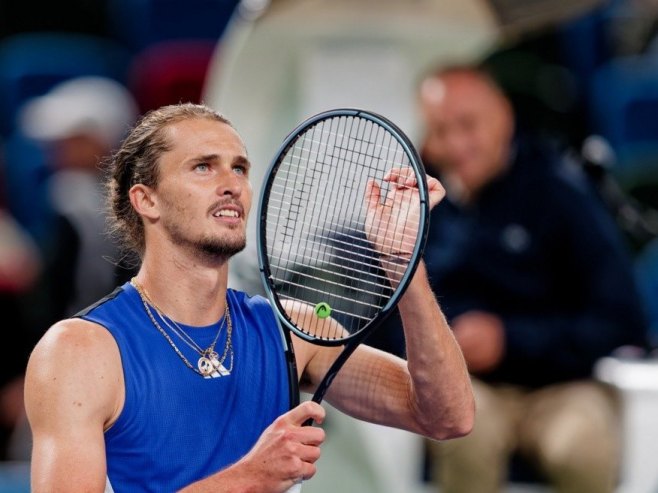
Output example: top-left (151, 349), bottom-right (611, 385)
top-left (286, 482), bottom-right (303, 493)
top-left (283, 410), bottom-right (314, 492)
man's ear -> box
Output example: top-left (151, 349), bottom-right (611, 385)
top-left (129, 184), bottom-right (159, 221)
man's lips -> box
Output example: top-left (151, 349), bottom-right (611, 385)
top-left (212, 209), bottom-right (240, 218)
top-left (209, 202), bottom-right (244, 220)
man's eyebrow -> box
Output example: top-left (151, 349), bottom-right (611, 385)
top-left (187, 154), bottom-right (250, 168)
top-left (190, 153), bottom-right (220, 162)
top-left (233, 155), bottom-right (251, 169)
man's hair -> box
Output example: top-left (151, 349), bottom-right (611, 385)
top-left (104, 103), bottom-right (233, 257)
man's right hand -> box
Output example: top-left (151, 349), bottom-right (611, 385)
top-left (242, 400), bottom-right (326, 490)
top-left (181, 401), bottom-right (326, 492)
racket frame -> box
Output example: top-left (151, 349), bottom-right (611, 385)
top-left (257, 108), bottom-right (430, 403)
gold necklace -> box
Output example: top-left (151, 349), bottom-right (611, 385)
top-left (131, 278), bottom-right (234, 378)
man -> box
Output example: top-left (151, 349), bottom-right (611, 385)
top-left (418, 66), bottom-right (648, 492)
top-left (24, 103), bottom-right (474, 492)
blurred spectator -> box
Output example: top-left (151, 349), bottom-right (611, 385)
top-left (19, 76), bottom-right (138, 324)
top-left (417, 65), bottom-right (648, 492)
top-left (0, 155), bottom-right (41, 460)
top-left (2, 77), bottom-right (137, 460)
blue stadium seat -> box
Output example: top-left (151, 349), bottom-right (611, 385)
top-left (0, 32), bottom-right (131, 136)
top-left (588, 55), bottom-right (658, 174)
top-left (636, 238), bottom-right (658, 347)
top-left (1, 132), bottom-right (53, 244)
top-left (556, 5), bottom-right (611, 87)
top-left (107, 0), bottom-right (240, 51)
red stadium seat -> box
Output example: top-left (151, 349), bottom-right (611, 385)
top-left (127, 40), bottom-right (219, 114)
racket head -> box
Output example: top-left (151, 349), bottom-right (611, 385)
top-left (258, 108), bottom-right (429, 346)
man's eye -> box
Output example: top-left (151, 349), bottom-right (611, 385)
top-left (234, 165), bottom-right (247, 175)
top-left (195, 163), bottom-right (209, 172)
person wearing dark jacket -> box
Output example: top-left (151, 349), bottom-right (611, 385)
top-left (419, 65), bottom-right (648, 493)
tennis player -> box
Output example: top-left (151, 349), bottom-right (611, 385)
top-left (25, 103), bottom-right (474, 492)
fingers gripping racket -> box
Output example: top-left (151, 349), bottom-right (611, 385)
top-left (257, 109), bottom-right (430, 468)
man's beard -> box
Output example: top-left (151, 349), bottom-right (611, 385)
top-left (197, 235), bottom-right (246, 258)
top-left (165, 219), bottom-right (247, 259)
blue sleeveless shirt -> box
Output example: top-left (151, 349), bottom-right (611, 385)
top-left (78, 282), bottom-right (294, 492)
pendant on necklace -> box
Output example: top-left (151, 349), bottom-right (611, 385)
top-left (198, 353), bottom-right (230, 378)
top-left (198, 356), bottom-right (215, 377)
top-left (210, 355), bottom-right (231, 377)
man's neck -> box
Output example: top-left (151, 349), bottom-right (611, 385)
top-left (135, 244), bottom-right (230, 327)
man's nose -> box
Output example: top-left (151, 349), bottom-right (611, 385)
top-left (216, 169), bottom-right (242, 197)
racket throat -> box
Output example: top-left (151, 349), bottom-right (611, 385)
top-left (310, 336), bottom-right (363, 405)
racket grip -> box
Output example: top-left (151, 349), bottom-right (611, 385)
top-left (283, 412), bottom-right (313, 491)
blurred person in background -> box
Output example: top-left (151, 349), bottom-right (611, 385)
top-left (418, 65), bottom-right (648, 493)
top-left (0, 77), bottom-right (138, 461)
top-left (19, 76), bottom-right (139, 325)
top-left (0, 154), bottom-right (41, 460)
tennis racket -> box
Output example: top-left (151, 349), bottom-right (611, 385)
top-left (257, 109), bottom-right (430, 489)
top-left (258, 107), bottom-right (430, 405)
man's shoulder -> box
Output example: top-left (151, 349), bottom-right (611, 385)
top-left (26, 316), bottom-right (123, 432)
top-left (31, 316), bottom-right (118, 374)
top-left (228, 289), bottom-right (278, 329)
top-left (228, 288), bottom-right (271, 309)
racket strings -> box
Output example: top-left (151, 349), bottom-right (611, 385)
top-left (299, 131), bottom-right (410, 172)
top-left (266, 115), bottom-right (420, 341)
top-left (272, 122), bottom-right (416, 253)
top-left (274, 120), bottom-right (346, 341)
top-left (268, 247), bottom-right (394, 293)
top-left (265, 200), bottom-right (419, 258)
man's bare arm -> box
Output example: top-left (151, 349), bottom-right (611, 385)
top-left (299, 262), bottom-right (474, 441)
top-left (298, 172), bottom-right (474, 440)
top-left (25, 320), bottom-right (123, 493)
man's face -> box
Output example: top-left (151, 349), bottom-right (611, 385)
top-left (419, 72), bottom-right (514, 198)
top-left (152, 117), bottom-right (252, 259)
